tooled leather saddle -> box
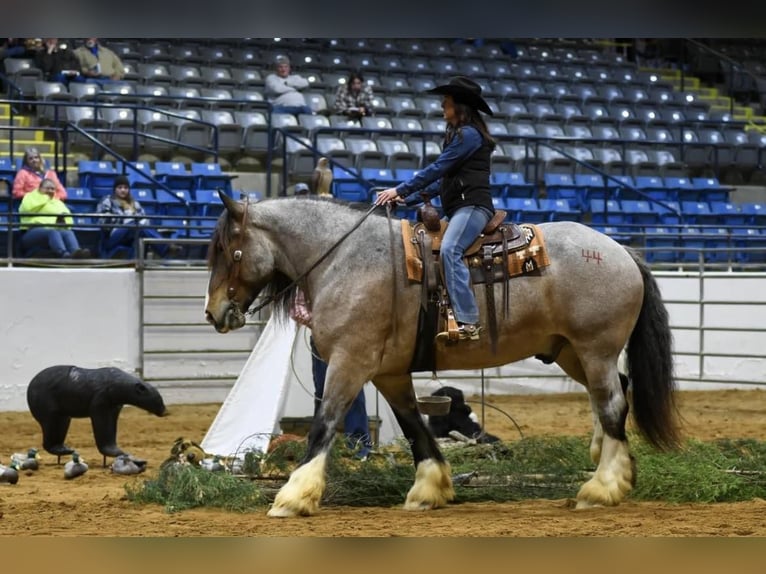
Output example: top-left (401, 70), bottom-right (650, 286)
top-left (403, 199), bottom-right (550, 361)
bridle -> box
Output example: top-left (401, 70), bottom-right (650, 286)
top-left (221, 198), bottom-right (385, 318)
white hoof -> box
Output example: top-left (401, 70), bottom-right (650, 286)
top-left (266, 453), bottom-right (326, 518)
top-left (403, 459), bottom-right (454, 511)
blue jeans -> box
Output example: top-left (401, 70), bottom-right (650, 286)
top-left (442, 205), bottom-right (493, 324)
top-left (104, 225), bottom-right (167, 257)
top-left (311, 337), bottom-right (371, 451)
top-left (21, 227), bottom-right (80, 257)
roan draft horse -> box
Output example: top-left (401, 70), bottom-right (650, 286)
top-left (204, 193), bottom-right (680, 518)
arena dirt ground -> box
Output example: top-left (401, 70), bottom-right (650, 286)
top-left (1, 389), bottom-right (766, 537)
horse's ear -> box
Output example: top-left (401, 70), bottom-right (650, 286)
top-left (219, 190), bottom-right (245, 220)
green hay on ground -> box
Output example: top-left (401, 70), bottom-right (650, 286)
top-left (125, 436), bottom-right (766, 512)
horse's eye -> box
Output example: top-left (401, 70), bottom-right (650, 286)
top-left (231, 227), bottom-right (241, 237)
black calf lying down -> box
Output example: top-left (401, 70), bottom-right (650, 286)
top-left (427, 386), bottom-right (500, 444)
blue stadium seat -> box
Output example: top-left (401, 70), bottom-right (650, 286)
top-left (681, 201), bottom-right (716, 225)
top-left (574, 173), bottom-right (609, 203)
top-left (591, 224), bottom-right (632, 245)
top-left (603, 174), bottom-right (635, 201)
top-left (691, 177), bottom-right (731, 203)
top-left (732, 228), bottom-right (766, 264)
top-left (644, 226), bottom-right (678, 263)
top-left (544, 173), bottom-right (582, 209)
top-left (740, 202), bottom-right (766, 226)
top-left (663, 176), bottom-right (696, 202)
top-left (154, 162), bottom-right (196, 192)
top-left (118, 161), bottom-right (155, 192)
top-left (621, 200), bottom-right (658, 225)
top-left (0, 157), bottom-right (16, 193)
top-left (589, 199), bottom-right (625, 225)
top-left (497, 171), bottom-right (536, 199)
top-left (703, 227), bottom-right (733, 264)
top-left (360, 168), bottom-right (397, 188)
top-left (190, 162), bottom-right (235, 195)
top-left (78, 160), bottom-right (117, 196)
top-left (538, 198), bottom-right (580, 222)
top-left (651, 200), bottom-right (683, 225)
top-left (394, 168), bottom-right (419, 181)
top-left (193, 189), bottom-right (225, 218)
top-left (332, 166), bottom-right (369, 202)
top-left (507, 197), bottom-right (548, 223)
top-left (66, 187), bottom-right (97, 214)
top-left (678, 226), bottom-right (706, 263)
top-left (156, 189), bottom-right (193, 217)
top-left (709, 201), bottom-right (747, 226)
top-left (633, 175), bottom-right (674, 202)
top-left (133, 189), bottom-right (158, 215)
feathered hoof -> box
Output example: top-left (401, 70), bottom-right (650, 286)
top-left (575, 476), bottom-right (629, 509)
top-left (402, 498), bottom-right (448, 511)
top-left (266, 499), bottom-right (318, 518)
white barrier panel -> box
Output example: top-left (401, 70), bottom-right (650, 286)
top-left (0, 268), bottom-right (141, 411)
top-left (2, 268), bottom-right (766, 412)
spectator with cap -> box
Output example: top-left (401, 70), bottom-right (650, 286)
top-left (96, 175), bottom-right (182, 259)
top-left (264, 55), bottom-right (313, 116)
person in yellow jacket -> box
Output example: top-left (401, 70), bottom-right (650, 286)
top-left (19, 178), bottom-right (91, 258)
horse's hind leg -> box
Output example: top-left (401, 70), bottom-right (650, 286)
top-left (373, 374), bottom-right (454, 511)
top-left (576, 356), bottom-right (635, 508)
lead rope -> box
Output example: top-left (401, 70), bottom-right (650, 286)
top-left (244, 203), bottom-right (380, 317)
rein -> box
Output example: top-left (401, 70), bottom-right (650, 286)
top-left (226, 201), bottom-right (382, 317)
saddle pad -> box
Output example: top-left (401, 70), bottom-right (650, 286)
top-left (402, 221), bottom-right (550, 283)
top-left (500, 223), bottom-right (550, 278)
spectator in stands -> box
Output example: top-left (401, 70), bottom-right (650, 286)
top-left (34, 38), bottom-right (81, 84)
top-left (0, 38), bottom-right (31, 60)
top-left (12, 147), bottom-right (67, 200)
top-left (290, 289), bottom-right (372, 460)
top-left (374, 76), bottom-right (496, 342)
top-left (264, 55), bottom-right (313, 116)
top-left (73, 38), bottom-right (124, 85)
top-left (18, 177), bottom-right (90, 258)
top-left (96, 175), bottom-right (181, 259)
top-left (332, 71), bottom-right (375, 120)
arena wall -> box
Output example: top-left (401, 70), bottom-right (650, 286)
top-left (2, 267), bottom-right (766, 412)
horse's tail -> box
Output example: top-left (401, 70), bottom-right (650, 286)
top-left (624, 248), bottom-right (681, 451)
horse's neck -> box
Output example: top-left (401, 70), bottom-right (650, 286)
top-left (257, 200), bottom-right (391, 283)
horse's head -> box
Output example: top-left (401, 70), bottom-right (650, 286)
top-left (204, 192), bottom-right (275, 333)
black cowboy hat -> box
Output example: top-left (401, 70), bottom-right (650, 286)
top-left (427, 76), bottom-right (493, 116)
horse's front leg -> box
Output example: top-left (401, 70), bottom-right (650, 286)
top-left (267, 362), bottom-right (362, 518)
top-left (373, 374), bottom-right (454, 511)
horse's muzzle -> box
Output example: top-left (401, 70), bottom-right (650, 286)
top-left (206, 303), bottom-right (246, 333)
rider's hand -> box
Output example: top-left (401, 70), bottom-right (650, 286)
top-left (374, 188), bottom-right (403, 206)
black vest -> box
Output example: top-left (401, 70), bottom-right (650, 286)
top-left (439, 131), bottom-right (495, 218)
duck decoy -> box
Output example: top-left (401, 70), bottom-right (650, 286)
top-left (110, 454), bottom-right (147, 475)
top-left (0, 462), bottom-right (19, 485)
top-left (11, 448), bottom-right (40, 471)
top-left (64, 452), bottom-right (88, 480)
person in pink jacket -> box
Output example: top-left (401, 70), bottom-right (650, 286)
top-left (12, 147), bottom-right (67, 200)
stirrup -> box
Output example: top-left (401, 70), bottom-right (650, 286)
top-left (436, 323), bottom-right (482, 343)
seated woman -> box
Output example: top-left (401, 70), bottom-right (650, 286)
top-left (97, 175), bottom-right (181, 259)
top-left (19, 178), bottom-right (90, 258)
top-left (12, 147), bottom-right (68, 199)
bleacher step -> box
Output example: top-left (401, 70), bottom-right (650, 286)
top-left (0, 140), bottom-right (54, 155)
